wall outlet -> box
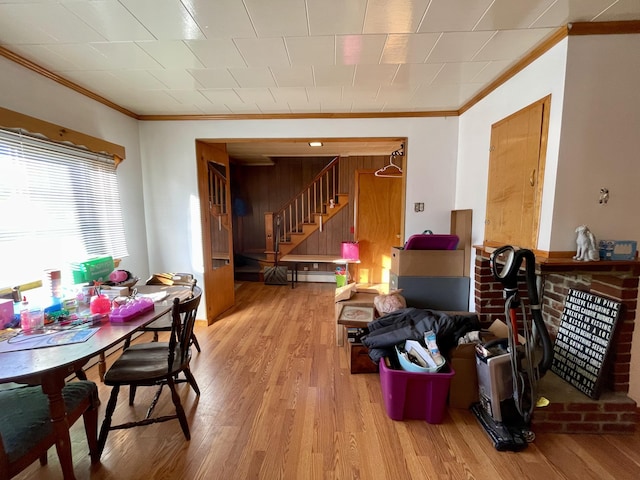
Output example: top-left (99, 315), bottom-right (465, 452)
top-left (313, 263), bottom-right (318, 269)
top-left (414, 202), bottom-right (424, 212)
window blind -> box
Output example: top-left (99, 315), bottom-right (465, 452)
top-left (0, 128), bottom-right (128, 289)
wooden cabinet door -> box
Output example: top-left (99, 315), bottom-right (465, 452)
top-left (354, 170), bottom-right (403, 284)
top-left (484, 96), bottom-right (550, 249)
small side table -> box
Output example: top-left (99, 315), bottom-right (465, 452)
top-left (337, 305), bottom-right (378, 374)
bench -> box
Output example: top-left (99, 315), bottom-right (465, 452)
top-left (279, 254), bottom-right (359, 288)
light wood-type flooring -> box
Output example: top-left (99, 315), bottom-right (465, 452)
top-left (13, 282), bottom-right (640, 479)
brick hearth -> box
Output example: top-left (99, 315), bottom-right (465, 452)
top-left (474, 249), bottom-right (639, 434)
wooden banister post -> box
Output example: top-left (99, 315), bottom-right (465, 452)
top-left (265, 212), bottom-right (274, 254)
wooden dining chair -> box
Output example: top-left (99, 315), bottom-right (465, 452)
top-left (97, 286), bottom-right (202, 457)
top-left (0, 381), bottom-right (99, 479)
top-left (141, 272), bottom-right (202, 352)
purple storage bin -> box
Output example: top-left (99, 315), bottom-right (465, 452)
top-left (404, 233), bottom-right (459, 250)
top-left (379, 357), bottom-right (455, 424)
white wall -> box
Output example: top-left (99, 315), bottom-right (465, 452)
top-left (137, 116), bottom-right (460, 280)
top-left (556, 34), bottom-right (640, 404)
top-left (551, 34), bottom-right (640, 251)
top-left (0, 56), bottom-right (150, 280)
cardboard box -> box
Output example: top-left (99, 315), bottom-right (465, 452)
top-left (449, 343), bottom-right (480, 408)
top-left (334, 290), bottom-right (377, 346)
top-left (390, 247), bottom-right (465, 277)
top-left (598, 240), bottom-right (637, 260)
top-left (448, 322), bottom-right (504, 409)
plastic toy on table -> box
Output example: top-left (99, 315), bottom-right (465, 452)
top-left (109, 297), bottom-right (154, 323)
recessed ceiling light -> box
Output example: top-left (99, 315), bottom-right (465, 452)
top-left (308, 142), bottom-right (323, 147)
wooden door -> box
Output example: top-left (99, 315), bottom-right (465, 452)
top-left (484, 96), bottom-right (550, 249)
top-left (196, 141), bottom-right (235, 323)
top-left (354, 171), bottom-right (403, 284)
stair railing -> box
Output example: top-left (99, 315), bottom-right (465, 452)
top-left (208, 164), bottom-right (227, 220)
top-left (265, 156), bottom-right (340, 253)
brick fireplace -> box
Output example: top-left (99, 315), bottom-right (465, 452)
top-left (474, 249), bottom-right (639, 434)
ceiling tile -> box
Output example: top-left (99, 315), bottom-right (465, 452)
top-left (470, 59), bottom-right (512, 83)
top-left (119, 0), bottom-right (205, 40)
top-left (353, 64), bottom-right (399, 87)
top-left (411, 82), bottom-right (462, 109)
top-left (1, 0), bottom-right (639, 117)
top-left (6, 44), bottom-right (82, 71)
top-left (307, 0), bottom-right (367, 35)
top-left (364, 0), bottom-right (431, 34)
top-left (255, 102), bottom-right (291, 114)
top-left (336, 35), bottom-right (387, 65)
top-left (61, 70), bottom-right (124, 96)
top-left (187, 69), bottom-right (239, 88)
top-left (594, 0), bottom-right (640, 21)
top-left (286, 36), bottom-right (335, 67)
top-left (136, 41), bottom-right (205, 69)
top-left (432, 62), bottom-right (491, 84)
top-left (229, 68), bottom-right (277, 88)
top-left (88, 42), bottom-right (161, 69)
top-left (180, 0), bottom-right (256, 38)
top-left (199, 88), bottom-right (244, 105)
top-left (419, 0), bottom-right (494, 32)
top-left (306, 86), bottom-right (343, 103)
top-left (426, 31), bottom-right (496, 63)
top-left (147, 69), bottom-right (204, 89)
top-left (393, 63), bottom-right (444, 87)
top-left (313, 65), bottom-right (355, 87)
top-left (475, 0), bottom-right (559, 30)
top-left (530, 0), bottom-right (614, 27)
top-left (234, 37), bottom-right (290, 68)
top-left (473, 28), bottom-right (555, 61)
top-left (245, 0), bottom-right (309, 37)
top-left (184, 39), bottom-right (247, 69)
top-left (164, 89), bottom-right (212, 106)
top-left (381, 33), bottom-right (441, 63)
top-left (107, 70), bottom-right (168, 91)
top-left (0, 2), bottom-right (105, 44)
top-left (271, 66), bottom-right (315, 87)
top-left (271, 87), bottom-right (309, 104)
top-left (62, 0), bottom-right (155, 42)
top-left (235, 87), bottom-right (276, 104)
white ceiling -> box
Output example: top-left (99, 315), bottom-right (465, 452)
top-left (1, 0), bottom-right (639, 118)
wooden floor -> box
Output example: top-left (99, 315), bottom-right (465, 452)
top-left (14, 282), bottom-right (640, 480)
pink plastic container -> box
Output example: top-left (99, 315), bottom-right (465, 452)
top-left (109, 297), bottom-right (154, 322)
top-left (379, 357), bottom-right (455, 424)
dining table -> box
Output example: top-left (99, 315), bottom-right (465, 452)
top-left (0, 284), bottom-right (190, 480)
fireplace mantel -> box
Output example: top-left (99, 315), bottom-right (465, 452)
top-left (472, 247), bottom-right (639, 434)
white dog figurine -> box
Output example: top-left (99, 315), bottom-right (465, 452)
top-left (574, 225), bottom-right (600, 261)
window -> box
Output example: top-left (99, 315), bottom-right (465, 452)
top-left (0, 128), bottom-right (128, 290)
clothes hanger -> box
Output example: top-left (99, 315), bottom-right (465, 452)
top-left (375, 144), bottom-right (404, 178)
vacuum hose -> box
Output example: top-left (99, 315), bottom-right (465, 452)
top-left (490, 246), bottom-right (553, 376)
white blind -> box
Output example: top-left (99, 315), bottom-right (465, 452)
top-left (0, 128), bottom-right (128, 289)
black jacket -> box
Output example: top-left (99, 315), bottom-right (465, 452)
top-left (361, 308), bottom-right (480, 363)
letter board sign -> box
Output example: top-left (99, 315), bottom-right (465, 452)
top-left (551, 289), bottom-right (622, 399)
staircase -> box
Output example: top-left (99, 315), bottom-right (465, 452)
top-left (264, 157), bottom-right (348, 263)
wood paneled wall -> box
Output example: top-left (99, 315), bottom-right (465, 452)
top-left (231, 154), bottom-right (402, 268)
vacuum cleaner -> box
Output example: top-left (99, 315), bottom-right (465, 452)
top-left (471, 246), bottom-right (554, 451)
